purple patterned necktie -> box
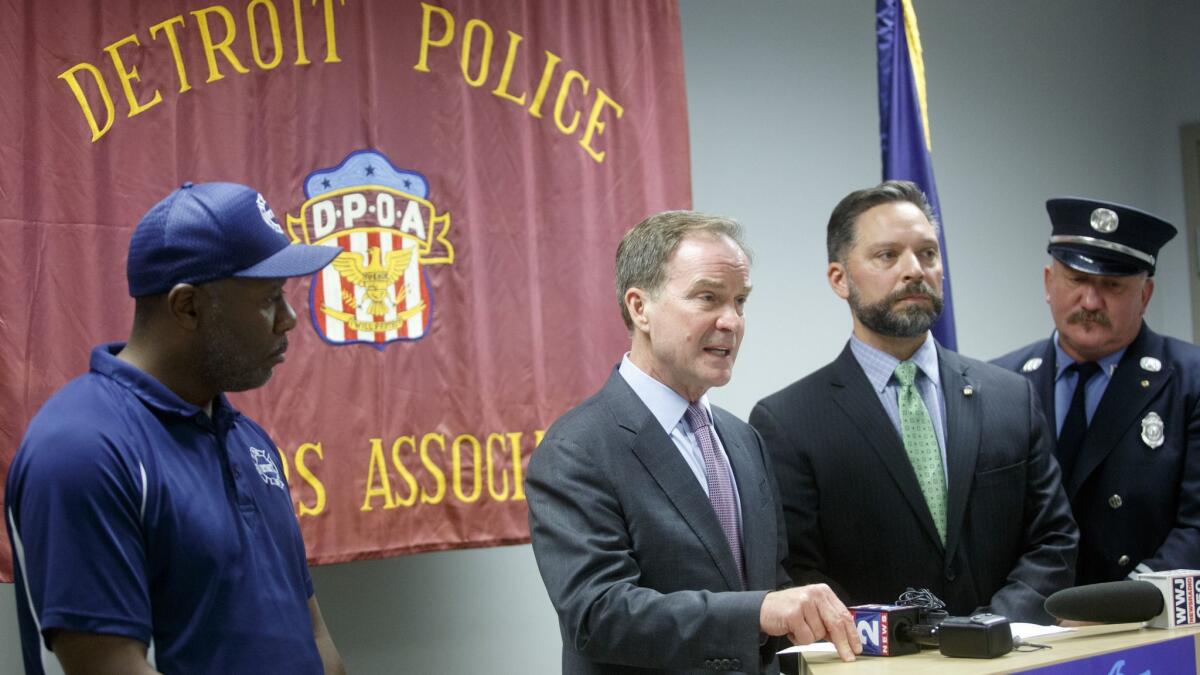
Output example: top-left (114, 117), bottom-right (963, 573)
top-left (684, 402), bottom-right (745, 584)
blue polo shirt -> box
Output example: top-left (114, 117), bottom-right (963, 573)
top-left (5, 343), bottom-right (321, 675)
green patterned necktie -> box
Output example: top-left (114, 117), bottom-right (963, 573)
top-left (894, 361), bottom-right (947, 544)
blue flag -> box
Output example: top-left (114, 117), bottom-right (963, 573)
top-left (877, 0), bottom-right (957, 350)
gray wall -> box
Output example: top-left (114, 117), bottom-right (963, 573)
top-left (3, 2), bottom-right (1197, 673)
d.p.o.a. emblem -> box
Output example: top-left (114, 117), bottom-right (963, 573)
top-left (1021, 358), bottom-right (1043, 373)
top-left (1141, 412), bottom-right (1165, 449)
top-left (285, 150), bottom-right (455, 350)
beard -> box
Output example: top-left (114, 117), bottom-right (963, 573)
top-left (848, 277), bottom-right (944, 338)
top-left (196, 301), bottom-right (277, 393)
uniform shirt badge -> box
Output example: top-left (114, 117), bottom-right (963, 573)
top-left (1140, 412), bottom-right (1165, 449)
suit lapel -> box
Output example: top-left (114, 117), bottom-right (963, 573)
top-left (605, 373), bottom-right (744, 591)
top-left (937, 347), bottom-right (982, 563)
top-left (1069, 326), bottom-right (1170, 496)
top-left (829, 345), bottom-right (945, 549)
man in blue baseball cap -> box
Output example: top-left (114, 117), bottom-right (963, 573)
top-left (994, 198), bottom-right (1200, 586)
top-left (5, 182), bottom-right (346, 674)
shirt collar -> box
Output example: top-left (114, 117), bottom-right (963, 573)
top-left (618, 353), bottom-right (713, 434)
top-left (1052, 332), bottom-right (1125, 382)
top-left (91, 342), bottom-right (238, 425)
top-left (849, 332), bottom-right (941, 394)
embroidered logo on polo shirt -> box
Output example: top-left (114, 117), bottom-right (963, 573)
top-left (249, 447), bottom-right (287, 490)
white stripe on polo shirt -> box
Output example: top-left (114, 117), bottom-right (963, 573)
top-left (9, 507), bottom-right (65, 675)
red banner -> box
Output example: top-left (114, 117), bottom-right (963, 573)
top-left (0, 0), bottom-right (691, 580)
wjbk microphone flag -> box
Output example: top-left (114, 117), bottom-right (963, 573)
top-left (877, 0), bottom-right (957, 350)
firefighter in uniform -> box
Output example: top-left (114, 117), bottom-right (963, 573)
top-left (994, 197), bottom-right (1200, 585)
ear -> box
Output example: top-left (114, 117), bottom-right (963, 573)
top-left (626, 287), bottom-right (652, 332)
top-left (167, 284), bottom-right (203, 331)
top-left (1043, 263), bottom-right (1053, 304)
top-left (828, 261), bottom-right (849, 300)
top-left (1140, 277), bottom-right (1155, 313)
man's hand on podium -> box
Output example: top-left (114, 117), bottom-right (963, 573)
top-left (760, 584), bottom-right (863, 662)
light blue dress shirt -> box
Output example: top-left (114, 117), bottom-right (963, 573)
top-left (1052, 332), bottom-right (1125, 435)
top-left (849, 334), bottom-right (949, 482)
top-left (618, 354), bottom-right (743, 526)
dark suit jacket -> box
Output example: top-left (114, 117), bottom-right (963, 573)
top-left (526, 370), bottom-right (791, 674)
top-left (993, 324), bottom-right (1200, 584)
top-left (750, 342), bottom-right (1077, 624)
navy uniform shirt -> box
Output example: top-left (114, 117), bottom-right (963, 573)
top-left (993, 325), bottom-right (1200, 583)
top-left (5, 343), bottom-right (321, 675)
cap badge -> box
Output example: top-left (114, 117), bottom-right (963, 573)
top-left (1021, 357), bottom-right (1043, 373)
top-left (1140, 411), bottom-right (1164, 449)
top-left (256, 193), bottom-right (285, 235)
top-left (1090, 207), bottom-right (1119, 233)
top-left (1140, 357), bottom-right (1162, 372)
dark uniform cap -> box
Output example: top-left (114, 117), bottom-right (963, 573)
top-left (1046, 197), bottom-right (1177, 276)
top-left (127, 181), bottom-right (340, 297)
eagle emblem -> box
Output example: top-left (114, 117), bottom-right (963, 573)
top-left (332, 246), bottom-right (416, 317)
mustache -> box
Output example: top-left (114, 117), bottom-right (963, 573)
top-left (887, 281), bottom-right (941, 304)
top-left (1067, 309), bottom-right (1111, 327)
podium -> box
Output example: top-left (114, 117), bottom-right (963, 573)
top-left (792, 623), bottom-right (1200, 673)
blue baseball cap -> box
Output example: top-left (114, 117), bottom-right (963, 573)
top-left (127, 181), bottom-right (340, 297)
top-left (1046, 197), bottom-right (1177, 276)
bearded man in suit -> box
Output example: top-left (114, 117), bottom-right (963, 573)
top-left (751, 181), bottom-right (1078, 624)
top-left (526, 210), bottom-right (861, 674)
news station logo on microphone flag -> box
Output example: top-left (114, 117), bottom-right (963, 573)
top-left (876, 0), bottom-right (956, 350)
top-left (1171, 575), bottom-right (1199, 627)
top-left (1141, 569), bottom-right (1200, 628)
top-left (850, 604), bottom-right (920, 657)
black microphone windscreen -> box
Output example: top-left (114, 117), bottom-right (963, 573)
top-left (1045, 580), bottom-right (1164, 623)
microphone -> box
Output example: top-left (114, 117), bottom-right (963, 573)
top-left (851, 605), bottom-right (1013, 658)
top-left (1045, 580), bottom-right (1163, 623)
top-left (851, 604), bottom-right (921, 656)
top-left (1044, 570), bottom-right (1200, 628)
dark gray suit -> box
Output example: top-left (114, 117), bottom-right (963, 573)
top-left (527, 370), bottom-right (790, 674)
top-left (750, 343), bottom-right (1078, 624)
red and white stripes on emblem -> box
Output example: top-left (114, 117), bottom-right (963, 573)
top-left (312, 230), bottom-right (430, 345)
